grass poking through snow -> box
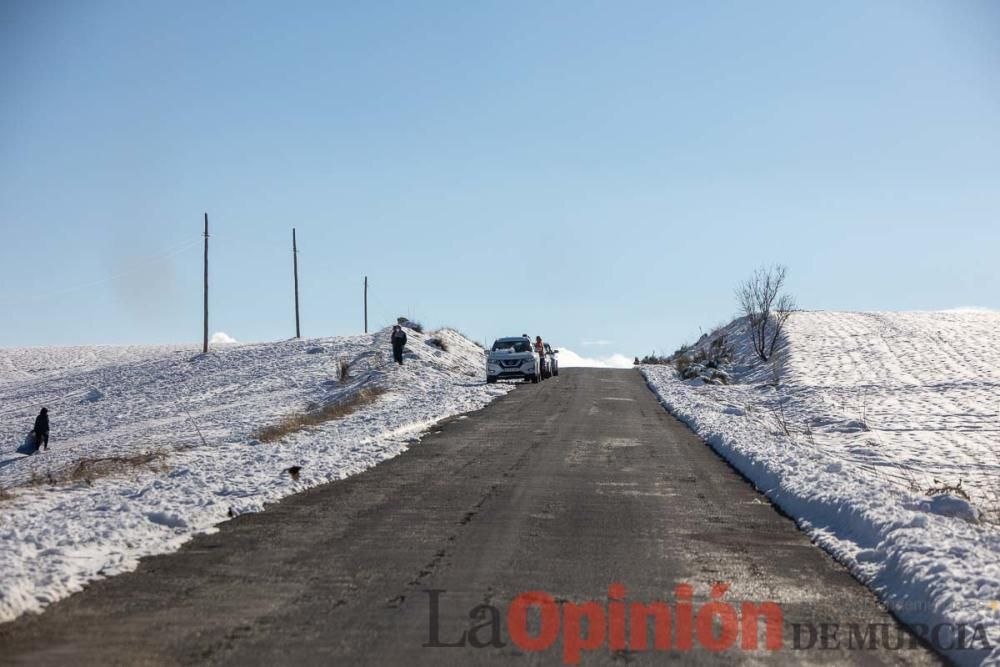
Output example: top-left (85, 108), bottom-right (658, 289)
top-left (252, 386), bottom-right (388, 444)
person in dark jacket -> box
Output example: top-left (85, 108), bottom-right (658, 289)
top-left (33, 408), bottom-right (50, 451)
top-left (391, 325), bottom-right (408, 365)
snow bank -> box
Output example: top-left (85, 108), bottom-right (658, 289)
top-left (0, 327), bottom-right (510, 622)
top-left (642, 311), bottom-right (1000, 666)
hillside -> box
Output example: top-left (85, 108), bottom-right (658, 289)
top-left (0, 327), bottom-right (510, 622)
top-left (643, 310), bottom-right (1000, 665)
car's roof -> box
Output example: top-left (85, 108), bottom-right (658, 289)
top-left (494, 336), bottom-right (528, 342)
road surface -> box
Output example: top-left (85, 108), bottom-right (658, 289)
top-left (0, 369), bottom-right (937, 665)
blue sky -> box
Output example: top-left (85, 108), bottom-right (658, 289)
top-left (2, 1), bottom-right (998, 360)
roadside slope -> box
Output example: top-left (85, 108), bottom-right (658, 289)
top-left (642, 311), bottom-right (1000, 666)
top-left (0, 327), bottom-right (511, 622)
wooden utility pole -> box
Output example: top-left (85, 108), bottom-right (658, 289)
top-left (202, 213), bottom-right (209, 354)
top-left (363, 276), bottom-right (368, 334)
top-left (293, 228), bottom-right (301, 338)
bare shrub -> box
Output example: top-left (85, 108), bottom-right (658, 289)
top-left (639, 353), bottom-right (671, 365)
top-left (336, 357), bottom-right (352, 382)
top-left (24, 453), bottom-right (167, 487)
top-left (770, 400), bottom-right (793, 438)
top-left (926, 479), bottom-right (970, 500)
top-left (69, 453), bottom-right (168, 484)
top-left (982, 493), bottom-right (1000, 526)
top-left (673, 355), bottom-right (693, 375)
top-left (253, 386), bottom-right (388, 443)
top-left (426, 337), bottom-right (449, 352)
top-left (710, 369), bottom-right (731, 385)
top-left (28, 470), bottom-right (57, 487)
top-left (859, 387), bottom-right (872, 431)
top-left (0, 486), bottom-right (13, 501)
top-left (397, 317), bottom-right (424, 333)
top-left (706, 335), bottom-right (733, 367)
top-left (736, 265), bottom-right (796, 362)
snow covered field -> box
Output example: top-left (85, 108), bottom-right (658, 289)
top-left (0, 327), bottom-right (510, 622)
top-left (643, 311), bottom-right (1000, 665)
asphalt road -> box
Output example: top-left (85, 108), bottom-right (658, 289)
top-left (0, 368), bottom-right (938, 665)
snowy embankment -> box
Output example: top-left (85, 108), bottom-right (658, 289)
top-left (643, 311), bottom-right (1000, 666)
top-left (0, 327), bottom-right (510, 622)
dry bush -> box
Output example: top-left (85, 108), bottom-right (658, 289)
top-left (28, 470), bottom-right (57, 487)
top-left (982, 493), bottom-right (1000, 526)
top-left (426, 337), bottom-right (449, 352)
top-left (253, 386), bottom-right (388, 444)
top-left (640, 355), bottom-right (671, 365)
top-left (0, 486), bottom-right (13, 501)
top-left (69, 452), bottom-right (168, 484)
top-left (336, 357), bottom-right (352, 381)
top-left (26, 452), bottom-right (167, 488)
top-left (926, 479), bottom-right (970, 500)
top-left (673, 355), bottom-right (693, 375)
top-left (708, 335), bottom-right (733, 364)
top-left (770, 401), bottom-right (793, 438)
top-left (397, 317), bottom-right (424, 333)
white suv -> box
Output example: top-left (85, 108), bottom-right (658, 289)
top-left (486, 337), bottom-right (540, 384)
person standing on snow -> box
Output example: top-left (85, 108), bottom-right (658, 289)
top-left (33, 408), bottom-right (50, 451)
top-left (391, 325), bottom-right (408, 365)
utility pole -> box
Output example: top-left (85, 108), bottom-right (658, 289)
top-left (363, 276), bottom-right (368, 334)
top-left (292, 228), bottom-right (301, 338)
top-left (202, 213), bottom-right (209, 354)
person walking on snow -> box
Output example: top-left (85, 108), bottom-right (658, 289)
top-left (391, 325), bottom-right (408, 365)
top-left (33, 408), bottom-right (50, 451)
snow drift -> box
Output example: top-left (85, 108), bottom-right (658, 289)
top-left (642, 311), bottom-right (1000, 665)
top-left (0, 327), bottom-right (510, 622)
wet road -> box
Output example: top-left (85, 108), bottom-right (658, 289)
top-left (0, 368), bottom-right (938, 665)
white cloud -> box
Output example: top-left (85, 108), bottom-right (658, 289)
top-left (556, 348), bottom-right (634, 368)
top-left (210, 331), bottom-right (238, 344)
top-left (582, 339), bottom-right (614, 346)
